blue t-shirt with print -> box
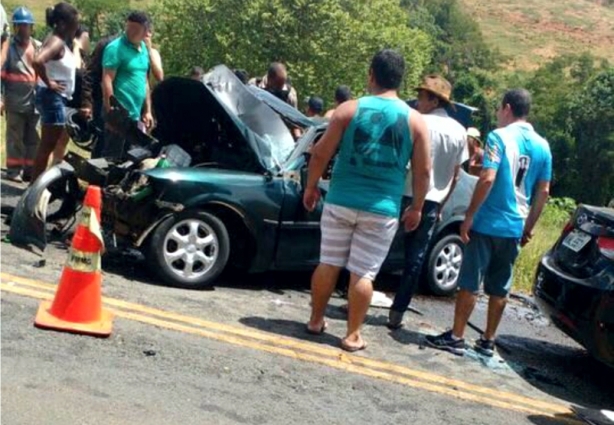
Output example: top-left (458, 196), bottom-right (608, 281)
top-left (473, 122), bottom-right (552, 239)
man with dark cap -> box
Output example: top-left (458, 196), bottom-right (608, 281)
top-left (306, 96), bottom-right (324, 118)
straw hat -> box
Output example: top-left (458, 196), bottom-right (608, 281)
top-left (415, 74), bottom-right (452, 104)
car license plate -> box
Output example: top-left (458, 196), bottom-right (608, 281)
top-left (562, 230), bottom-right (592, 252)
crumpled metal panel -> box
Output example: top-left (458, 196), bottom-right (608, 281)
top-left (204, 65), bottom-right (297, 171)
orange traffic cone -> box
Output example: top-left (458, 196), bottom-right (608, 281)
top-left (34, 185), bottom-right (113, 337)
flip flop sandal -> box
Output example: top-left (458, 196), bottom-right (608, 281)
top-left (341, 340), bottom-right (368, 353)
top-left (306, 321), bottom-right (328, 335)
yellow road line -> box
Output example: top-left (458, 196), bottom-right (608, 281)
top-left (0, 283), bottom-right (581, 424)
top-left (0, 273), bottom-right (579, 421)
top-left (1, 273), bottom-right (572, 415)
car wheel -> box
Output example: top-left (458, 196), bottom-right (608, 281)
top-left (426, 233), bottom-right (464, 296)
top-left (147, 211), bottom-right (230, 289)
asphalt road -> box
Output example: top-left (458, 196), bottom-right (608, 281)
top-left (2, 178), bottom-right (613, 424)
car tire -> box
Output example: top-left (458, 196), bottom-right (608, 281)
top-left (426, 233), bottom-right (464, 296)
top-left (147, 211), bottom-right (230, 289)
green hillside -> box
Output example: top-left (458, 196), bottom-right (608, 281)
top-left (7, 0), bottom-right (613, 70)
top-left (460, 0), bottom-right (614, 69)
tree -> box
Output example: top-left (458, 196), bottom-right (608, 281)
top-left (568, 68), bottom-right (614, 205)
top-left (71, 0), bottom-right (125, 40)
top-left (523, 54), bottom-right (613, 202)
top-left (151, 0), bottom-right (432, 105)
top-left (402, 0), bottom-right (504, 75)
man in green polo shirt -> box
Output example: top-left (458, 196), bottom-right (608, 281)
top-left (101, 11), bottom-right (152, 140)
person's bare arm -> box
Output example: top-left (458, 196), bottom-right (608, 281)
top-left (149, 48), bottom-right (163, 82)
top-left (460, 168), bottom-right (497, 243)
top-left (402, 110), bottom-right (431, 231)
top-left (522, 181), bottom-right (550, 246)
top-left (303, 100), bottom-right (355, 211)
top-left (102, 68), bottom-right (116, 113)
top-left (0, 39), bottom-right (8, 69)
top-left (141, 78), bottom-right (153, 129)
top-left (0, 39), bottom-right (7, 114)
top-left (32, 37), bottom-right (64, 89)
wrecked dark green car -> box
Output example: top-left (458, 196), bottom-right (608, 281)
top-left (10, 65), bottom-right (475, 293)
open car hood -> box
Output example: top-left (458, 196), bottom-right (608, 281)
top-left (202, 65), bottom-right (305, 171)
top-left (246, 85), bottom-right (315, 129)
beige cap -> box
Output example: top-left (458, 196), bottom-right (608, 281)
top-left (467, 127), bottom-right (481, 139)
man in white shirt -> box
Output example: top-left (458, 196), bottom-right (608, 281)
top-left (388, 74), bottom-right (468, 329)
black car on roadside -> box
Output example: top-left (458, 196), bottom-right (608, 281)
top-left (533, 204), bottom-right (614, 368)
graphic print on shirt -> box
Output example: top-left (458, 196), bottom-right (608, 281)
top-left (349, 107), bottom-right (406, 170)
top-left (515, 155), bottom-right (531, 188)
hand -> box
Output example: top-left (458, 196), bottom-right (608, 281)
top-left (402, 208), bottom-right (422, 232)
top-left (303, 187), bottom-right (321, 212)
top-left (79, 107), bottom-right (92, 119)
top-left (48, 80), bottom-right (66, 94)
top-left (521, 230), bottom-right (533, 247)
top-left (460, 216), bottom-right (473, 244)
top-left (141, 112), bottom-right (154, 130)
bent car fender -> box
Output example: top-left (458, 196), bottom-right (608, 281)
top-left (9, 162), bottom-right (76, 252)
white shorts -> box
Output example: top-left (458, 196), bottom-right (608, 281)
top-left (320, 203), bottom-right (398, 281)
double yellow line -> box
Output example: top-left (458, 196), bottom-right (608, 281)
top-left (0, 272), bottom-right (580, 423)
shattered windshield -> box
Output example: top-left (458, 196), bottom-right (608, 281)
top-left (204, 66), bottom-right (298, 171)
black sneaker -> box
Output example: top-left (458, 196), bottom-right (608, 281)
top-left (425, 330), bottom-right (465, 356)
top-left (474, 336), bottom-right (495, 357)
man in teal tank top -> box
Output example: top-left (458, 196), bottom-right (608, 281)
top-left (303, 49), bottom-right (431, 352)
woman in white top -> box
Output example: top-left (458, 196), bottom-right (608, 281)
top-left (31, 2), bottom-right (81, 182)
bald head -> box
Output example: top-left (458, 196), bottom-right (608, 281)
top-left (267, 62), bottom-right (288, 90)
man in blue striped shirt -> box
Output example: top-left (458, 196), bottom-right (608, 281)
top-left (426, 89), bottom-right (552, 357)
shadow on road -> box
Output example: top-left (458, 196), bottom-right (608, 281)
top-left (239, 316), bottom-right (342, 349)
top-left (388, 327), bottom-right (427, 348)
top-left (497, 334), bottom-right (614, 410)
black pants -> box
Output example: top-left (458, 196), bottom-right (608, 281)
top-left (391, 197), bottom-right (440, 313)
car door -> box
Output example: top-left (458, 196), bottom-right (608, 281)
top-left (273, 170), bottom-right (326, 270)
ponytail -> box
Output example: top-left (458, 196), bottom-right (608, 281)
top-left (45, 7), bottom-right (55, 28)
top-left (45, 3), bottom-right (79, 30)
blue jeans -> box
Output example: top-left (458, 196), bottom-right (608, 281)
top-left (391, 197), bottom-right (440, 313)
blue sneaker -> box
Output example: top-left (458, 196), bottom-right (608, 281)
top-left (425, 330), bottom-right (465, 356)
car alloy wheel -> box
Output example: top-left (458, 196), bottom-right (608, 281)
top-left (427, 233), bottom-right (464, 296)
top-left (163, 218), bottom-right (219, 280)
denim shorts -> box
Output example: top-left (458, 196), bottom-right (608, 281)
top-left (35, 86), bottom-right (67, 126)
top-left (457, 231), bottom-right (521, 297)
